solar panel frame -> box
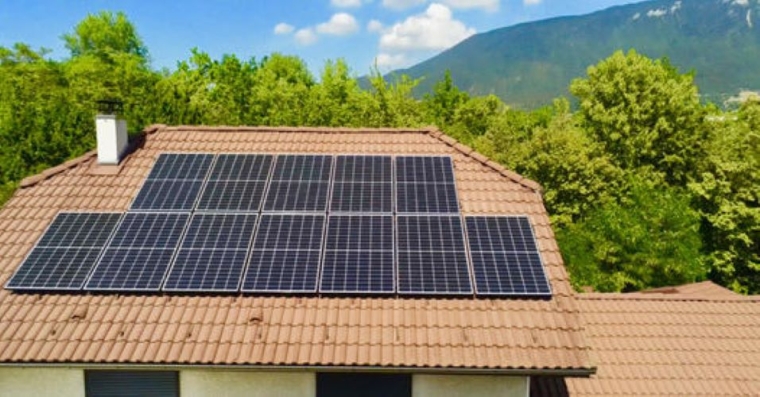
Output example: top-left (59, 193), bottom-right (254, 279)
top-left (395, 156), bottom-right (461, 214)
top-left (395, 214), bottom-right (473, 295)
top-left (319, 214), bottom-right (395, 294)
top-left (464, 215), bottom-right (552, 297)
top-left (162, 213), bottom-right (257, 293)
top-left (84, 212), bottom-right (191, 292)
top-left (4, 212), bottom-right (123, 291)
top-left (241, 214), bottom-right (326, 293)
top-left (145, 153), bottom-right (215, 180)
top-left (207, 154), bottom-right (273, 181)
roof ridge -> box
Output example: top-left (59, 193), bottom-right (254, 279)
top-left (18, 150), bottom-right (98, 188)
top-left (578, 293), bottom-right (760, 303)
top-left (423, 128), bottom-right (543, 194)
top-left (163, 125), bottom-right (429, 134)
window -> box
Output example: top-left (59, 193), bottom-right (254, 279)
top-left (85, 370), bottom-right (179, 397)
top-left (317, 372), bottom-right (412, 397)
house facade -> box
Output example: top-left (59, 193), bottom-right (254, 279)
top-left (0, 124), bottom-right (593, 396)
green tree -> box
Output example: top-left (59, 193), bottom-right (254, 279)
top-left (305, 59), bottom-right (365, 127)
top-left (250, 54), bottom-right (314, 126)
top-left (690, 101), bottom-right (760, 293)
top-left (62, 11), bottom-right (149, 63)
top-left (558, 176), bottom-right (706, 292)
top-left (424, 70), bottom-right (469, 127)
top-left (570, 50), bottom-right (707, 185)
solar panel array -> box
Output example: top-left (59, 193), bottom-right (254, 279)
top-left (5, 213), bottom-right (122, 291)
top-left (6, 153), bottom-right (552, 298)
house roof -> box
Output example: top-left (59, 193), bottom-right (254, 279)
top-left (0, 125), bottom-right (592, 373)
top-left (532, 282), bottom-right (760, 396)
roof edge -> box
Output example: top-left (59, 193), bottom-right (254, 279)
top-left (424, 127), bottom-right (543, 194)
top-left (19, 150), bottom-right (98, 189)
top-left (162, 125), bottom-right (430, 134)
top-left (0, 362), bottom-right (595, 377)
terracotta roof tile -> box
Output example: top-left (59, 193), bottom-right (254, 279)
top-left (0, 126), bottom-right (590, 373)
top-left (533, 284), bottom-right (760, 396)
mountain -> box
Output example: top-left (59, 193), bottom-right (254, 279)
top-left (390, 0), bottom-right (760, 109)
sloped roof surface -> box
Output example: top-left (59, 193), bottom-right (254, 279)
top-left (532, 282), bottom-right (760, 396)
top-left (0, 126), bottom-right (591, 372)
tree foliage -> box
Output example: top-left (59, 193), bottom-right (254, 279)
top-left (571, 50), bottom-right (707, 185)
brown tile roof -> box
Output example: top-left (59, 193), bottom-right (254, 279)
top-left (0, 126), bottom-right (591, 373)
top-left (532, 283), bottom-right (760, 396)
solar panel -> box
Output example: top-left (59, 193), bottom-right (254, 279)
top-left (197, 154), bottom-right (273, 212)
top-left (396, 156), bottom-right (459, 213)
top-left (5, 212), bottom-right (122, 291)
top-left (146, 153), bottom-right (214, 180)
top-left (330, 155), bottom-right (393, 213)
top-left (270, 155), bottom-right (332, 181)
top-left (241, 214), bottom-right (325, 293)
top-left (208, 154), bottom-right (273, 181)
top-left (263, 155), bottom-right (332, 212)
top-left (465, 216), bottom-right (551, 296)
top-left (320, 215), bottom-right (395, 294)
top-left (334, 155), bottom-right (392, 182)
top-left (396, 215), bottom-right (472, 295)
top-left (85, 212), bottom-right (190, 291)
top-left (163, 213), bottom-right (257, 292)
top-left (131, 180), bottom-right (204, 211)
top-left (131, 153), bottom-right (213, 211)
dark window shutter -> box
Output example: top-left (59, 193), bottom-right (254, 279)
top-left (317, 373), bottom-right (412, 397)
top-left (85, 370), bottom-right (179, 397)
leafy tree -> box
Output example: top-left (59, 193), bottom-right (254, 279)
top-left (570, 50), bottom-right (707, 185)
top-left (363, 69), bottom-right (423, 127)
top-left (62, 11), bottom-right (149, 63)
top-left (505, 99), bottom-right (623, 227)
top-left (306, 59), bottom-right (365, 127)
top-left (558, 176), bottom-right (706, 292)
top-left (250, 54), bottom-right (314, 126)
top-left (690, 100), bottom-right (760, 293)
top-left (424, 70), bottom-right (469, 127)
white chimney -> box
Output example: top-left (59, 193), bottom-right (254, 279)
top-left (95, 101), bottom-right (128, 165)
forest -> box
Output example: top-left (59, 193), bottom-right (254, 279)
top-left (1, 12), bottom-right (757, 294)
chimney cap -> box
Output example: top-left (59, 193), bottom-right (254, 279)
top-left (96, 99), bottom-right (123, 115)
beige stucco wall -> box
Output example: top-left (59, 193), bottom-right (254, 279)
top-left (180, 369), bottom-right (316, 397)
top-left (0, 367), bottom-right (84, 397)
top-left (413, 374), bottom-right (528, 397)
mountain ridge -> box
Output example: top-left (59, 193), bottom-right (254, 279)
top-left (389, 0), bottom-right (760, 108)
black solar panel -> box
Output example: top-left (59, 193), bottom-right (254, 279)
top-left (146, 153), bottom-right (214, 180)
top-left (465, 216), bottom-right (551, 296)
top-left (208, 154), bottom-right (273, 181)
top-left (196, 181), bottom-right (267, 212)
top-left (320, 215), bottom-right (394, 293)
top-left (271, 155), bottom-right (332, 181)
top-left (131, 180), bottom-right (204, 211)
top-left (330, 182), bottom-right (393, 213)
top-left (131, 154), bottom-right (213, 211)
top-left (334, 155), bottom-right (392, 182)
top-left (5, 212), bottom-right (122, 291)
top-left (396, 215), bottom-right (472, 295)
top-left (396, 156), bottom-right (459, 213)
top-left (85, 212), bottom-right (189, 291)
top-left (163, 213), bottom-right (257, 292)
top-left (197, 154), bottom-right (274, 212)
top-left (396, 156), bottom-right (455, 183)
top-left (241, 214), bottom-right (325, 292)
top-left (263, 181), bottom-right (330, 212)
top-left (262, 155), bottom-right (332, 212)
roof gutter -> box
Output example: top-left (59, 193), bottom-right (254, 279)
top-left (0, 362), bottom-right (595, 377)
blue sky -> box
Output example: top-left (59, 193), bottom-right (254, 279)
top-left (1, 0), bottom-right (637, 75)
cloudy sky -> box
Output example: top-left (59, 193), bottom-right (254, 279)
top-left (1, 0), bottom-right (637, 74)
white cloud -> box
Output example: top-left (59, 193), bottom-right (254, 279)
top-left (331, 0), bottom-right (363, 7)
top-left (523, 0), bottom-right (541, 5)
top-left (671, 1), bottom-right (682, 13)
top-left (732, 0), bottom-right (750, 6)
top-left (440, 0), bottom-right (499, 12)
top-left (379, 3), bottom-right (476, 51)
top-left (375, 53), bottom-right (408, 68)
top-left (294, 28), bottom-right (318, 45)
top-left (316, 13), bottom-right (360, 35)
top-left (383, 0), bottom-right (427, 10)
top-left (647, 8), bottom-right (667, 17)
top-left (273, 23), bottom-right (294, 35)
top-left (367, 19), bottom-right (385, 33)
